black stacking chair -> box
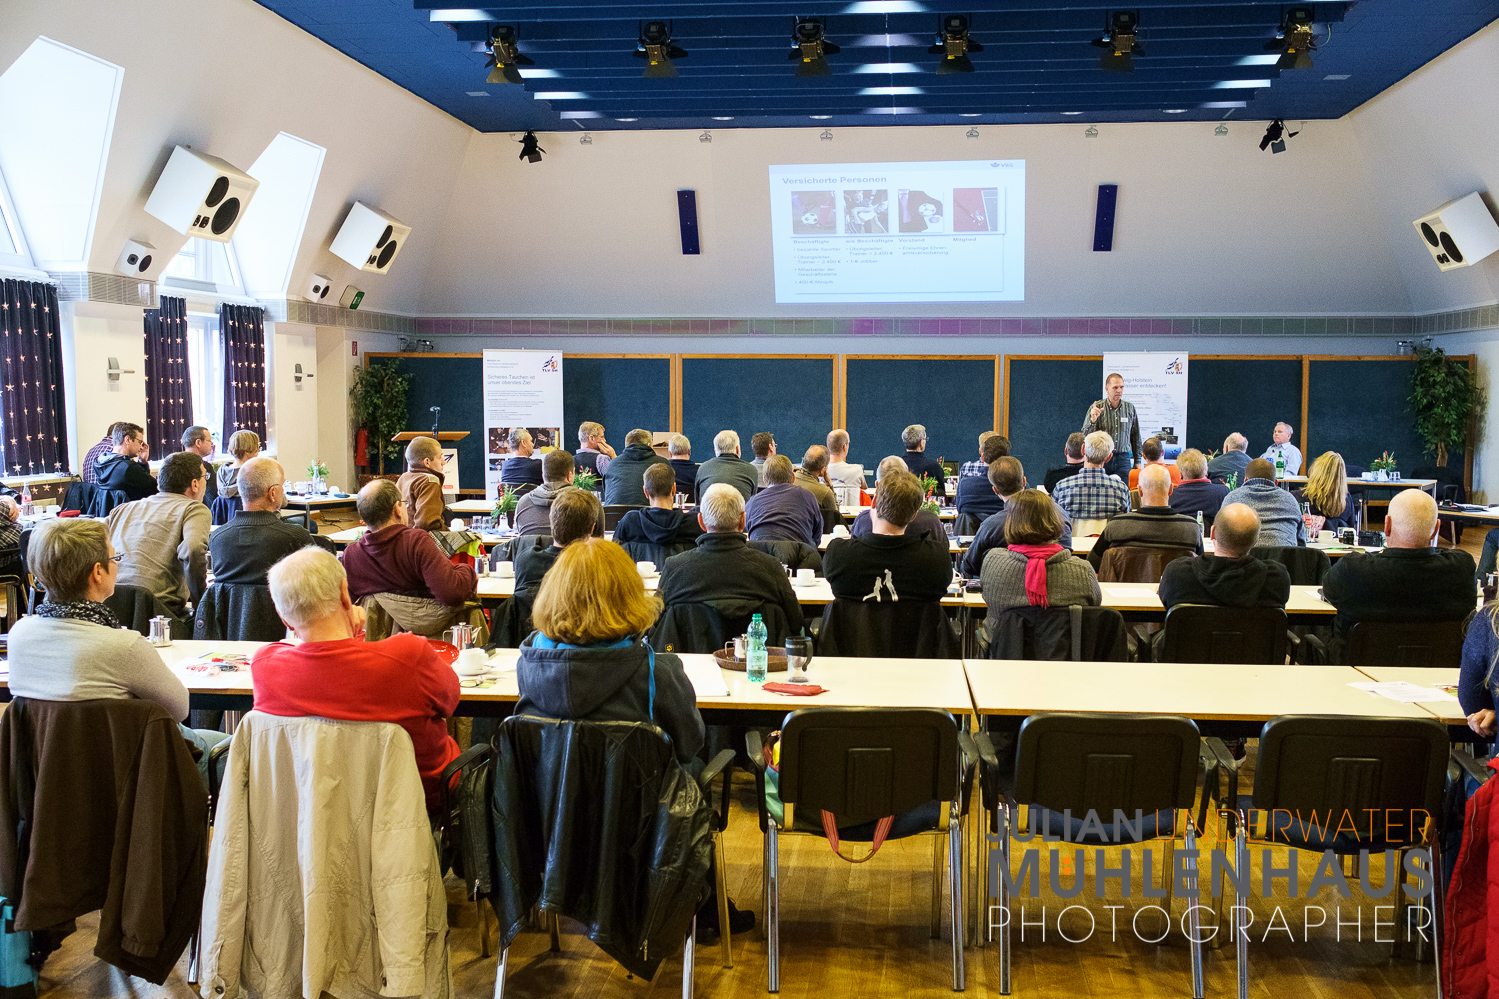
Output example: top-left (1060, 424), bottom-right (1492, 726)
top-left (1157, 604), bottom-right (1290, 664)
top-left (1345, 619), bottom-right (1467, 668)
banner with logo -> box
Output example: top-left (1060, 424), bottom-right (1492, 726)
top-left (1101, 353), bottom-right (1189, 462)
top-left (482, 349), bottom-right (564, 499)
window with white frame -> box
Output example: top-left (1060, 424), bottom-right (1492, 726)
top-left (185, 312), bottom-right (225, 442)
top-left (0, 163), bottom-right (30, 269)
top-left (162, 237), bottom-right (246, 296)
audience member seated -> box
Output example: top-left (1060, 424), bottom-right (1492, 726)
top-left (695, 430), bottom-right (759, 501)
top-left (209, 457), bottom-right (333, 586)
top-left (1296, 451), bottom-right (1358, 534)
top-left (81, 421), bottom-right (126, 485)
top-left (1207, 432), bottom-right (1252, 485)
top-left (656, 483), bottom-right (804, 639)
top-left (960, 457), bottom-right (1072, 578)
top-left (1322, 489), bottom-right (1476, 642)
top-left (666, 434), bottom-right (698, 496)
top-left (500, 428), bottom-right (544, 487)
top-left (516, 487), bottom-right (603, 598)
top-left (397, 435), bottom-right (448, 532)
top-left (217, 430), bottom-right (261, 503)
top-left (1087, 465), bottom-right (1202, 570)
top-left (825, 428), bottom-right (866, 505)
top-left (1459, 603), bottom-right (1499, 739)
top-left (852, 456), bottom-right (946, 542)
top-left (95, 422), bottom-right (157, 501)
top-left (574, 420), bottom-right (616, 476)
top-left (954, 433), bottom-right (1011, 522)
top-left (614, 463), bottom-right (703, 555)
top-left (980, 489), bottom-right (1102, 638)
top-left (9, 518), bottom-right (227, 784)
top-left (342, 479), bottom-right (477, 636)
top-left (899, 424), bottom-right (947, 498)
top-left (793, 445), bottom-right (841, 527)
top-left (181, 425), bottom-right (219, 503)
top-left (824, 471), bottom-right (951, 604)
top-left (750, 432), bottom-right (776, 487)
top-left (1127, 437), bottom-right (1182, 489)
top-left (1259, 421), bottom-right (1304, 475)
top-left (1050, 431), bottom-right (1130, 532)
top-left (746, 455), bottom-right (823, 548)
top-left (959, 431), bottom-right (1008, 478)
top-left (1168, 448), bottom-right (1229, 525)
top-left (1222, 459), bottom-right (1306, 547)
top-left (1042, 432), bottom-right (1087, 493)
top-left (254, 546), bottom-right (460, 811)
top-left (1158, 503), bottom-right (1290, 611)
top-left (514, 449), bottom-right (605, 539)
top-left (602, 428), bottom-right (668, 506)
top-left (106, 452), bottom-right (210, 618)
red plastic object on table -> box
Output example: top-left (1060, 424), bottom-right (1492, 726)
top-left (427, 640), bottom-right (459, 665)
top-left (761, 682), bottom-right (827, 696)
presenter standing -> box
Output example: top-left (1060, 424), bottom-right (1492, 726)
top-left (1082, 373), bottom-right (1141, 480)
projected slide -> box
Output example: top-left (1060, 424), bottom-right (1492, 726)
top-left (769, 160), bottom-right (1025, 304)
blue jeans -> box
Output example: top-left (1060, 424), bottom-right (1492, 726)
top-left (180, 724), bottom-right (230, 791)
top-left (1480, 529), bottom-right (1499, 578)
top-left (1103, 453), bottom-right (1133, 480)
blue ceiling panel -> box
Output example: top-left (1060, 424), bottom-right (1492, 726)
top-left (249, 0), bottom-right (1499, 131)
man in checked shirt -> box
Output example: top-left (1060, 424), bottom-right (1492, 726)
top-left (1081, 372), bottom-right (1142, 480)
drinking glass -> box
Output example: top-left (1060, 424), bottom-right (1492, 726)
top-left (785, 636), bottom-right (812, 684)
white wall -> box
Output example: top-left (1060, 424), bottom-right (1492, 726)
top-left (316, 328), bottom-right (403, 492)
top-left (59, 300), bottom-right (148, 471)
top-left (1351, 19), bottom-right (1499, 316)
top-left (2, 0), bottom-right (474, 314)
top-left (265, 321), bottom-right (318, 483)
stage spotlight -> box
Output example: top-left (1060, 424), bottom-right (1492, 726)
top-left (929, 14), bottom-right (983, 75)
top-left (518, 131), bottom-right (545, 163)
top-left (635, 21), bottom-right (688, 78)
top-left (1091, 11), bottom-right (1143, 74)
top-left (1264, 6), bottom-right (1316, 70)
top-left (790, 18), bottom-right (840, 77)
top-left (1259, 118), bottom-right (1299, 153)
top-left (485, 25), bottom-right (535, 85)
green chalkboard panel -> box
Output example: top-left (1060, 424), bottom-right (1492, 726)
top-left (561, 357), bottom-right (671, 450)
top-left (681, 357), bottom-right (834, 464)
top-left (1308, 359), bottom-right (1440, 474)
top-left (1005, 358), bottom-right (1101, 480)
top-left (1187, 359), bottom-right (1303, 465)
top-left (844, 358), bottom-right (996, 471)
top-left (369, 355), bottom-right (485, 486)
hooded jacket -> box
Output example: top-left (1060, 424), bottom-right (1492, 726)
top-left (612, 507), bottom-right (703, 548)
top-left (94, 453), bottom-right (157, 501)
top-left (515, 636), bottom-right (704, 765)
top-left (601, 444), bottom-right (669, 507)
top-left (513, 482), bottom-right (605, 539)
top-left (1158, 553), bottom-right (1291, 610)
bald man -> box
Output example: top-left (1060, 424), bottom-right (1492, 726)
top-left (1158, 504), bottom-right (1290, 611)
top-left (397, 435), bottom-right (448, 532)
top-left (208, 456), bottom-right (333, 586)
top-left (1086, 463), bottom-right (1203, 570)
top-left (1322, 489), bottom-right (1476, 644)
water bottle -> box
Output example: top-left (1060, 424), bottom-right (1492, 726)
top-left (746, 614), bottom-right (768, 684)
top-left (19, 482), bottom-right (32, 518)
top-left (1196, 509), bottom-right (1204, 541)
top-left (1274, 453), bottom-right (1285, 480)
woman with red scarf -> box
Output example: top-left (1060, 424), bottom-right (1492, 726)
top-left (979, 489), bottom-right (1102, 637)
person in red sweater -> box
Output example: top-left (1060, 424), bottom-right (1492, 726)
top-left (341, 479), bottom-right (476, 608)
top-left (254, 545), bottom-right (461, 810)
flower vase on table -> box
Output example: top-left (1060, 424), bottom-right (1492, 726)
top-left (306, 459), bottom-right (331, 495)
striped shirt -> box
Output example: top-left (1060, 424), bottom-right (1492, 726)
top-left (1082, 398), bottom-right (1142, 459)
top-left (1051, 466), bottom-right (1131, 522)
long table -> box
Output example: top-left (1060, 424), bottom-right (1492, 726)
top-left (1352, 665), bottom-right (1466, 728)
top-left (1069, 536), bottom-right (1379, 559)
top-left (282, 492), bottom-right (359, 530)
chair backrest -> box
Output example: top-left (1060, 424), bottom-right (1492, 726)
top-left (193, 582), bottom-right (285, 642)
top-left (498, 533), bottom-right (551, 564)
top-left (1159, 604), bottom-right (1289, 664)
top-left (1344, 619), bottom-right (1466, 668)
top-left (615, 539), bottom-right (693, 567)
top-left (1249, 545), bottom-right (1330, 586)
top-left (650, 599), bottom-right (793, 653)
top-left (776, 707), bottom-right (958, 823)
top-left (209, 495), bottom-right (241, 527)
top-left (103, 582), bottom-right (181, 637)
top-left (953, 511), bottom-right (984, 537)
top-left (1251, 714), bottom-right (1449, 844)
top-left (817, 598), bottom-right (957, 658)
top-left (89, 487), bottom-right (131, 519)
top-left (1128, 488), bottom-right (1141, 511)
top-left (987, 605), bottom-right (1128, 662)
top-left (1097, 544), bottom-right (1194, 583)
top-left (820, 506), bottom-right (844, 534)
top-left (1012, 712), bottom-right (1201, 817)
top-left (748, 538), bottom-right (823, 573)
top-left (603, 504), bottom-right (641, 531)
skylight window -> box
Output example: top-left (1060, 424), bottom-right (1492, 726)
top-left (232, 132), bottom-right (326, 298)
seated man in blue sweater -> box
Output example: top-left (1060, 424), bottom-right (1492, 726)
top-left (954, 433), bottom-right (1010, 522)
top-left (745, 455), bottom-right (823, 548)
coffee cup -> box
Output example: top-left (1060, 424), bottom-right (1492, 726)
top-left (831, 524), bottom-right (850, 539)
top-left (1317, 530), bottom-right (1334, 544)
top-left (796, 568), bottom-right (815, 585)
top-left (637, 560), bottom-right (656, 575)
top-left (456, 648), bottom-right (489, 676)
top-left (495, 560), bottom-right (515, 579)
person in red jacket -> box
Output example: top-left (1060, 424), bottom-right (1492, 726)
top-left (254, 545), bottom-right (461, 810)
top-left (341, 479), bottom-right (476, 608)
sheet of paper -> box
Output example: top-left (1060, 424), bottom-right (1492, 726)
top-left (682, 655), bottom-right (731, 697)
top-left (1348, 681), bottom-right (1460, 704)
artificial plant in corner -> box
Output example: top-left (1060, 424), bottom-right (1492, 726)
top-left (349, 360), bottom-right (412, 475)
top-left (1410, 345), bottom-right (1482, 467)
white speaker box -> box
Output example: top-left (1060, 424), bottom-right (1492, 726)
top-left (144, 146), bottom-right (260, 242)
top-left (340, 285), bottom-right (365, 310)
top-left (329, 202), bottom-right (411, 275)
top-left (1413, 192), bottom-right (1499, 272)
top-left (115, 239), bottom-right (157, 277)
top-left (305, 274), bottom-right (333, 302)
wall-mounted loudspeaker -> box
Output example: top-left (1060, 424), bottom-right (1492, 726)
top-left (329, 202), bottom-right (411, 275)
top-left (115, 239), bottom-right (157, 277)
top-left (340, 285), bottom-right (365, 310)
top-left (1412, 192), bottom-right (1499, 272)
top-left (305, 274), bottom-right (333, 302)
top-left (144, 146), bottom-right (260, 242)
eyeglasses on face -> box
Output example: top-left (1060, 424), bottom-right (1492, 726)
top-left (103, 552), bottom-right (125, 564)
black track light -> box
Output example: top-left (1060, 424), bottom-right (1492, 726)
top-left (1259, 118), bottom-right (1299, 153)
top-left (790, 18), bottom-right (840, 77)
top-left (485, 25), bottom-right (535, 85)
top-left (1091, 10), bottom-right (1143, 74)
top-left (634, 21), bottom-right (688, 78)
top-left (518, 131), bottom-right (544, 163)
top-left (1264, 6), bottom-right (1316, 70)
top-left (929, 14), bottom-right (983, 75)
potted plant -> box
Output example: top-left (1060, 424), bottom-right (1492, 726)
top-left (306, 458), bottom-right (330, 494)
top-left (349, 361), bottom-right (411, 476)
top-left (1411, 345), bottom-right (1482, 467)
top-left (574, 469), bottom-right (600, 493)
top-left (1370, 451), bottom-right (1398, 481)
top-left (918, 473), bottom-right (941, 515)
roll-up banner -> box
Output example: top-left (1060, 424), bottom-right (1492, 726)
top-left (482, 349), bottom-right (564, 500)
top-left (1101, 353), bottom-right (1189, 462)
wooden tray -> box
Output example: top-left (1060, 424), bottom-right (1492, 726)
top-left (714, 647), bottom-right (788, 673)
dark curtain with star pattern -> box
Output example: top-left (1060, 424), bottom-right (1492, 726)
top-left (143, 295), bottom-right (192, 458)
top-left (0, 278), bottom-right (70, 476)
top-left (220, 303), bottom-right (267, 444)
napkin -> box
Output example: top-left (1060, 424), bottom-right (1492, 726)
top-left (762, 682), bottom-right (827, 696)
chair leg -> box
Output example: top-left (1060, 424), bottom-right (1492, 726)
top-left (715, 828), bottom-right (733, 968)
top-left (1235, 811), bottom-right (1249, 999)
top-left (477, 900), bottom-right (490, 959)
top-left (931, 833), bottom-right (943, 938)
top-left (187, 925), bottom-right (199, 984)
top-left (682, 914), bottom-right (696, 999)
top-left (949, 802), bottom-right (965, 991)
top-left (549, 911), bottom-right (561, 952)
top-left (1393, 849), bottom-right (1409, 958)
top-left (1184, 819), bottom-right (1204, 999)
top-left (997, 803), bottom-right (1011, 995)
top-left (494, 945), bottom-right (509, 999)
top-left (767, 821), bottom-right (781, 993)
top-left (1163, 835), bottom-right (1177, 939)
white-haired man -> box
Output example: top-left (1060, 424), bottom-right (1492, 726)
top-left (666, 433), bottom-right (697, 496)
top-left (693, 430), bottom-right (759, 502)
top-left (656, 483), bottom-right (803, 631)
top-left (253, 546), bottom-right (461, 810)
top-left (1207, 432), bottom-right (1252, 485)
top-left (899, 424), bottom-right (947, 499)
top-left (1259, 422), bottom-right (1303, 475)
top-left (825, 429), bottom-right (866, 506)
top-left (209, 456), bottom-right (332, 586)
top-left (499, 428), bottom-right (543, 487)
top-left (1050, 431), bottom-right (1130, 532)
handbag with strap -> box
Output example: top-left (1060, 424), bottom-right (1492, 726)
top-left (760, 730), bottom-right (893, 864)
